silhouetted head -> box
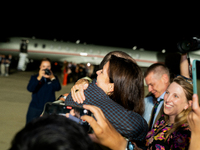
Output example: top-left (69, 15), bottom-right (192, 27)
top-left (9, 115), bottom-right (94, 150)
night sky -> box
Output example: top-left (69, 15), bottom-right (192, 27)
top-left (1, 6), bottom-right (199, 53)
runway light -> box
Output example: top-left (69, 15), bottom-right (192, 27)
top-left (87, 63), bottom-right (91, 67)
top-left (162, 49), bottom-right (166, 53)
top-left (132, 46), bottom-right (137, 50)
top-left (76, 40), bottom-right (80, 44)
top-left (80, 52), bottom-right (88, 56)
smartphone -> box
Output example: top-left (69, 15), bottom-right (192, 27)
top-left (42, 103), bottom-right (93, 132)
top-left (192, 59), bottom-right (200, 104)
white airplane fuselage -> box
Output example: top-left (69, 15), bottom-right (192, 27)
top-left (0, 37), bottom-right (200, 70)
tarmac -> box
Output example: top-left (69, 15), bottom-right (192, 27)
top-left (0, 69), bottom-right (149, 150)
top-left (0, 69), bottom-right (74, 150)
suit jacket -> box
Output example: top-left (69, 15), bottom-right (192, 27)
top-left (144, 93), bottom-right (164, 130)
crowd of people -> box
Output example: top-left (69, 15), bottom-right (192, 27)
top-left (0, 54), bottom-right (12, 76)
top-left (61, 61), bottom-right (98, 86)
top-left (9, 51), bottom-right (200, 150)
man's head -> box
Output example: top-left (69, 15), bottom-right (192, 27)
top-left (99, 51), bottom-right (136, 70)
top-left (144, 63), bottom-right (170, 98)
top-left (9, 115), bottom-right (94, 150)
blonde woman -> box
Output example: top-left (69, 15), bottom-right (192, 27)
top-left (135, 76), bottom-right (192, 150)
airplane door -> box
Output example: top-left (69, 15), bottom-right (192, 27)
top-left (20, 39), bottom-right (28, 53)
top-left (17, 39), bottom-right (29, 71)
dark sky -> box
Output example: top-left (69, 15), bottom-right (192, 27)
top-left (1, 5), bottom-right (199, 53)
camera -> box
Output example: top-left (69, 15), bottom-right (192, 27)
top-left (177, 37), bottom-right (200, 53)
top-left (42, 103), bottom-right (93, 133)
top-left (44, 68), bottom-right (51, 75)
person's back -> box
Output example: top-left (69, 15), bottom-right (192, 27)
top-left (65, 79), bottom-right (148, 142)
top-left (65, 55), bottom-right (148, 142)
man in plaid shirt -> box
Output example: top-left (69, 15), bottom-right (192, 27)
top-left (65, 79), bottom-right (148, 142)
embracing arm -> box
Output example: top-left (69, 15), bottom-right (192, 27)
top-left (65, 81), bottom-right (148, 142)
top-left (71, 78), bottom-right (91, 103)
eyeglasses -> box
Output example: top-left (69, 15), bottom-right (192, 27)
top-left (176, 75), bottom-right (193, 84)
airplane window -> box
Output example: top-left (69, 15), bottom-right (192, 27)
top-left (34, 43), bottom-right (38, 48)
top-left (42, 44), bottom-right (46, 49)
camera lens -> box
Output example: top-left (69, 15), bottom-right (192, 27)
top-left (177, 37), bottom-right (200, 53)
top-left (180, 40), bottom-right (191, 51)
top-left (44, 69), bottom-right (51, 75)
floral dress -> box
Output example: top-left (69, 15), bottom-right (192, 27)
top-left (145, 115), bottom-right (191, 150)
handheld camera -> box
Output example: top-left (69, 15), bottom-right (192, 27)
top-left (42, 102), bottom-right (93, 132)
top-left (44, 68), bottom-right (51, 75)
top-left (177, 37), bottom-right (200, 54)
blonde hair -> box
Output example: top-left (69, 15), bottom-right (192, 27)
top-left (164, 76), bottom-right (193, 140)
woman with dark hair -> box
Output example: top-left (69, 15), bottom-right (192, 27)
top-left (64, 54), bottom-right (148, 145)
top-left (71, 51), bottom-right (144, 114)
top-left (108, 55), bottom-right (144, 114)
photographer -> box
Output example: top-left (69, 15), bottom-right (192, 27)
top-left (26, 58), bottom-right (61, 124)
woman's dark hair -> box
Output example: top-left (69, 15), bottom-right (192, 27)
top-left (99, 51), bottom-right (136, 70)
top-left (108, 55), bottom-right (144, 115)
top-left (9, 115), bottom-right (94, 150)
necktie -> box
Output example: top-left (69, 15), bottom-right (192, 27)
top-left (149, 99), bottom-right (164, 130)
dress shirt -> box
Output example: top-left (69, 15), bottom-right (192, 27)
top-left (143, 96), bottom-right (154, 123)
top-left (65, 80), bottom-right (148, 142)
top-left (151, 91), bottom-right (165, 129)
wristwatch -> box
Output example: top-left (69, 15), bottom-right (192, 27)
top-left (125, 139), bottom-right (134, 150)
top-left (51, 77), bottom-right (56, 81)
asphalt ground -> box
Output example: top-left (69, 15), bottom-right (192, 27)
top-left (0, 69), bottom-right (74, 150)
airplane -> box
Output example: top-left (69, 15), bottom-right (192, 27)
top-left (0, 37), bottom-right (200, 71)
